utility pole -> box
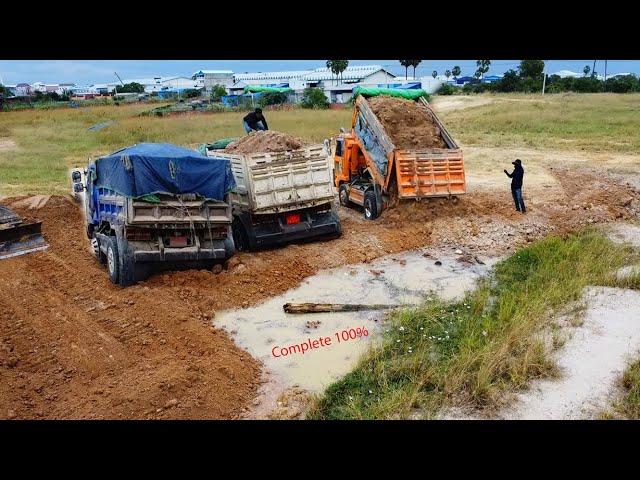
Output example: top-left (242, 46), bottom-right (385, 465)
top-left (541, 61), bottom-right (547, 95)
top-left (592, 60), bottom-right (597, 77)
top-left (604, 60), bottom-right (608, 91)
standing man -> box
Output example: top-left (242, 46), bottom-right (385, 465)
top-left (242, 108), bottom-right (269, 134)
top-left (504, 159), bottom-right (526, 213)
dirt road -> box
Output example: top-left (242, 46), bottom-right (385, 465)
top-left (1, 165), bottom-right (638, 419)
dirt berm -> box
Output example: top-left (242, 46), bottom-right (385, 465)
top-left (225, 131), bottom-right (308, 154)
top-left (368, 96), bottom-right (447, 150)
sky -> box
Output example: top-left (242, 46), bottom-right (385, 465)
top-left (0, 60), bottom-right (638, 85)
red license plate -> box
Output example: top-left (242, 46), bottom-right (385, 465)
top-left (169, 236), bottom-right (188, 247)
top-left (285, 213), bottom-right (300, 225)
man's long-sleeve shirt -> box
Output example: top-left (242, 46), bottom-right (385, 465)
top-left (243, 111), bottom-right (268, 130)
top-left (506, 165), bottom-right (524, 189)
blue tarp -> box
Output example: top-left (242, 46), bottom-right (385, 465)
top-left (93, 143), bottom-right (236, 200)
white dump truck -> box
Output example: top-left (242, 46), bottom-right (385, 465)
top-left (203, 144), bottom-right (342, 250)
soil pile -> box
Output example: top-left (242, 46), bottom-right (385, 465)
top-left (224, 130), bottom-right (308, 154)
top-left (368, 96), bottom-right (447, 149)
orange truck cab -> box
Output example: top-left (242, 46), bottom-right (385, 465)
top-left (333, 93), bottom-right (466, 220)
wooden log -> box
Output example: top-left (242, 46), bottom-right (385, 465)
top-left (283, 302), bottom-right (406, 314)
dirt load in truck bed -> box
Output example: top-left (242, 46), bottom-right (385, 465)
top-left (224, 130), bottom-right (309, 154)
top-left (368, 96), bottom-right (448, 150)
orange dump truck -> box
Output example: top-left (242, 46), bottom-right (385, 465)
top-left (333, 89), bottom-right (466, 220)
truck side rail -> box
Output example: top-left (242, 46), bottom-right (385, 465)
top-left (210, 146), bottom-right (335, 215)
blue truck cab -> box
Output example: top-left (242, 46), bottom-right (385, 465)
top-left (71, 143), bottom-right (236, 286)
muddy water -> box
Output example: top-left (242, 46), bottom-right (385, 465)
top-left (215, 250), bottom-right (497, 394)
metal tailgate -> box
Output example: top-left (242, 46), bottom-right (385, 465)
top-left (395, 149), bottom-right (466, 198)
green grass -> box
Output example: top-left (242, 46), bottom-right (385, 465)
top-left (0, 104), bottom-right (351, 196)
top-left (307, 230), bottom-right (639, 420)
top-left (439, 93), bottom-right (640, 153)
top-left (618, 360), bottom-right (640, 418)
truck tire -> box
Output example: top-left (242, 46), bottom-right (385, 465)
top-left (91, 235), bottom-right (106, 264)
top-left (105, 236), bottom-right (120, 285)
top-left (338, 184), bottom-right (350, 207)
top-left (115, 234), bottom-right (138, 287)
top-left (364, 191), bottom-right (379, 221)
top-left (232, 218), bottom-right (250, 252)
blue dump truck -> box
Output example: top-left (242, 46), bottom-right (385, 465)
top-left (70, 143), bottom-right (236, 286)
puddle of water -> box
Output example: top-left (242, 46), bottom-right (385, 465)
top-left (215, 250), bottom-right (498, 394)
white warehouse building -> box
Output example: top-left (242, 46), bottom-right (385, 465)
top-left (228, 65), bottom-right (398, 103)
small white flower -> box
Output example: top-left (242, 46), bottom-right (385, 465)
top-left (397, 339), bottom-right (401, 343)
top-left (482, 330), bottom-right (488, 337)
top-left (445, 330), bottom-right (449, 334)
top-left (420, 327), bottom-right (424, 330)
top-left (467, 306), bottom-right (471, 309)
top-left (349, 396), bottom-right (354, 401)
top-left (446, 335), bottom-right (450, 340)
top-left (368, 390), bottom-right (373, 394)
top-left (399, 326), bottom-right (405, 331)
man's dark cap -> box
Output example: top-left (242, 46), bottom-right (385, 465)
top-left (512, 159), bottom-right (522, 165)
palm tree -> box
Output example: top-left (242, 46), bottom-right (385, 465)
top-left (583, 65), bottom-right (591, 77)
top-left (445, 69), bottom-right (452, 80)
top-left (399, 60), bottom-right (412, 80)
top-left (334, 60), bottom-right (349, 85)
top-left (452, 65), bottom-right (461, 82)
top-left (411, 60), bottom-right (422, 79)
top-left (432, 70), bottom-right (438, 79)
top-left (475, 60), bottom-right (491, 80)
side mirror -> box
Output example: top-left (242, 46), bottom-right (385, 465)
top-left (73, 183), bottom-right (84, 193)
top-left (71, 171), bottom-right (82, 183)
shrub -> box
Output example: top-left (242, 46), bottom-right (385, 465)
top-left (437, 83), bottom-right (457, 95)
top-left (301, 87), bottom-right (329, 109)
top-left (258, 91), bottom-right (288, 108)
top-left (210, 84), bottom-right (227, 102)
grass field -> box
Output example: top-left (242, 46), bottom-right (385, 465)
top-left (1, 93), bottom-right (639, 196)
top-left (439, 93), bottom-right (640, 153)
top-left (0, 104), bottom-right (351, 196)
top-left (307, 230), bottom-right (639, 420)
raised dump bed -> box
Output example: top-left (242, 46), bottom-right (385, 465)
top-left (333, 89), bottom-right (466, 220)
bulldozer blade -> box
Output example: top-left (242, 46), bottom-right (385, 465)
top-left (0, 221), bottom-right (48, 260)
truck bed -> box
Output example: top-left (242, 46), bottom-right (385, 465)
top-left (207, 145), bottom-right (335, 214)
top-left (354, 96), bottom-right (466, 198)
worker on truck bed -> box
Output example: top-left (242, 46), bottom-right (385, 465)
top-left (504, 159), bottom-right (526, 213)
top-left (243, 108), bottom-right (268, 134)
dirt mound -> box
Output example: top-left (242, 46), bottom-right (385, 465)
top-left (368, 96), bottom-right (447, 150)
top-left (224, 130), bottom-right (308, 154)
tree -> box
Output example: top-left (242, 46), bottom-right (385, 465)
top-left (115, 82), bottom-right (145, 94)
top-left (494, 69), bottom-right (521, 92)
top-left (411, 60), bottom-right (422, 79)
top-left (210, 84), bottom-right (227, 102)
top-left (326, 60), bottom-right (349, 85)
top-left (583, 65), bottom-right (591, 77)
top-left (432, 70), bottom-right (438, 79)
top-left (300, 87), bottom-right (329, 109)
top-left (518, 60), bottom-right (545, 79)
top-left (399, 60), bottom-right (413, 80)
top-left (444, 69), bottom-right (452, 80)
top-left (475, 60), bottom-right (491, 80)
top-left (451, 65), bottom-right (461, 80)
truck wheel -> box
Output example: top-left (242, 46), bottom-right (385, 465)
top-left (91, 235), bottom-right (106, 264)
top-left (338, 184), bottom-right (350, 207)
top-left (232, 218), bottom-right (249, 252)
top-left (105, 237), bottom-right (120, 285)
top-left (116, 235), bottom-right (138, 287)
top-left (364, 191), bottom-right (379, 221)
